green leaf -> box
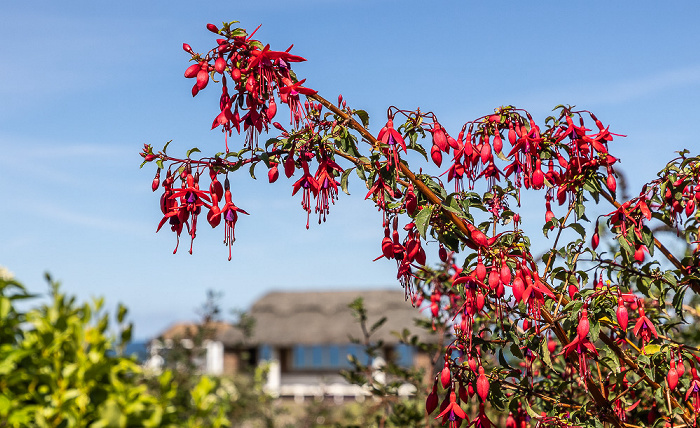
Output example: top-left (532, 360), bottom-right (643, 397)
top-left (117, 303), bottom-right (127, 324)
top-left (540, 339), bottom-right (554, 371)
top-left (340, 168), bottom-right (354, 196)
top-left (522, 399), bottom-right (539, 418)
top-left (356, 165), bottom-right (367, 181)
top-left (369, 317), bottom-right (387, 334)
top-left (354, 109), bottom-right (370, 128)
top-left (249, 162), bottom-right (257, 179)
top-left (414, 206), bottom-right (434, 239)
top-left (509, 343), bottom-right (524, 359)
top-left (162, 139), bottom-right (172, 154)
top-left (186, 147), bottom-right (201, 158)
top-left (569, 223), bottom-right (586, 238)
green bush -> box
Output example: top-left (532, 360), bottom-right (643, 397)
top-left (0, 272), bottom-right (235, 428)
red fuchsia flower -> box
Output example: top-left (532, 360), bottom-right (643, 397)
top-left (220, 178), bottom-right (249, 261)
top-left (435, 391), bottom-right (467, 428)
top-left (561, 308), bottom-right (599, 387)
top-left (632, 300), bottom-right (658, 352)
top-left (469, 404), bottom-right (494, 428)
top-left (278, 77), bottom-right (317, 126)
top-left (685, 367), bottom-right (700, 414)
top-left (291, 155), bottom-right (319, 229)
top-left (364, 166), bottom-right (397, 225)
top-left (313, 155), bottom-right (343, 224)
top-left (377, 118), bottom-right (407, 175)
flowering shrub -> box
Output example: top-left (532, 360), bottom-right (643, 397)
top-left (141, 21), bottom-right (700, 427)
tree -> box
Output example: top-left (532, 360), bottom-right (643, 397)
top-left (0, 272), bottom-right (238, 427)
top-left (141, 20), bottom-right (700, 427)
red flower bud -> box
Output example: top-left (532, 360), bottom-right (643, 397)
top-left (214, 57), bottom-right (226, 74)
top-left (432, 125), bottom-right (448, 152)
top-left (480, 139), bottom-right (492, 164)
top-left (434, 247), bottom-right (446, 265)
top-left (488, 268), bottom-right (500, 290)
top-left (268, 165), bottom-right (279, 183)
top-left (677, 357), bottom-right (685, 377)
top-left (607, 170), bottom-right (617, 193)
top-left (206, 23), bottom-right (219, 33)
top-left (426, 381), bottom-right (439, 415)
top-left (196, 69), bottom-right (209, 90)
top-left (634, 245), bottom-right (645, 263)
top-left (266, 98), bottom-right (277, 121)
top-left (616, 298), bottom-right (628, 331)
top-left (182, 43), bottom-right (193, 53)
top-left (430, 144), bottom-right (442, 167)
top-left (532, 160), bottom-right (544, 189)
top-left (568, 283), bottom-right (578, 299)
top-left (440, 362), bottom-right (451, 388)
top-left (493, 132), bottom-right (503, 154)
top-left (667, 359), bottom-right (679, 390)
top-left (184, 64), bottom-right (200, 78)
top-left (475, 259), bottom-right (486, 282)
top-left (500, 264), bottom-right (512, 285)
top-left (151, 169), bottom-right (160, 192)
top-left (476, 366), bottom-right (489, 402)
top-left (591, 230), bottom-right (599, 250)
top-left (512, 276), bottom-right (525, 302)
top-left (577, 308), bottom-right (590, 338)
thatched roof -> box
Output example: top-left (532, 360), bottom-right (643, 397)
top-left (248, 289), bottom-right (433, 346)
top-left (157, 289), bottom-right (435, 347)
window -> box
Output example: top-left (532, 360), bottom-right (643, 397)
top-left (291, 344), bottom-right (371, 370)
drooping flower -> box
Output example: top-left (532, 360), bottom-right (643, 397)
top-left (632, 301), bottom-right (658, 352)
top-left (435, 391), bottom-right (467, 428)
top-left (313, 155), bottom-right (343, 224)
top-left (291, 155), bottom-right (319, 229)
top-left (219, 178), bottom-right (249, 261)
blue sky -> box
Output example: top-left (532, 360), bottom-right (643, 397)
top-left (2, 1), bottom-right (699, 339)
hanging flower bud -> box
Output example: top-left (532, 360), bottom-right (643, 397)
top-left (667, 359), bottom-right (679, 391)
top-left (677, 355), bottom-right (686, 377)
top-left (431, 124), bottom-right (448, 152)
top-left (476, 257), bottom-right (486, 282)
top-left (616, 298), bottom-right (628, 332)
top-left (606, 167), bottom-right (617, 193)
top-left (488, 268), bottom-right (500, 290)
top-left (438, 245), bottom-right (448, 263)
top-left (440, 361), bottom-right (451, 388)
top-left (426, 381), bottom-right (439, 415)
top-left (500, 263), bottom-right (512, 285)
top-left (268, 164), bottom-right (279, 183)
top-left (512, 276), bottom-right (525, 302)
top-left (577, 307), bottom-right (590, 338)
top-left (151, 169), bottom-right (161, 192)
top-left (476, 366), bottom-right (489, 402)
top-left (196, 68), bottom-right (210, 90)
top-left (493, 132), bottom-right (503, 154)
top-left (184, 63), bottom-right (200, 78)
top-left (591, 229), bottom-right (600, 250)
top-left (431, 144), bottom-right (443, 167)
top-left (532, 159), bottom-right (544, 189)
top-left (214, 57), bottom-right (226, 74)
